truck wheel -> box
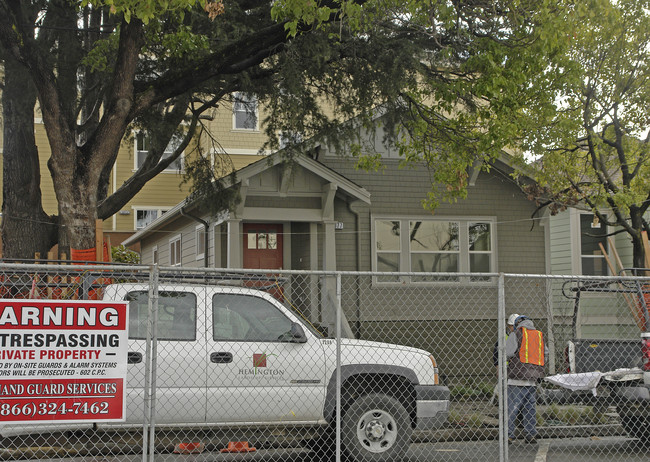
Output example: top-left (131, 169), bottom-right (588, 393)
top-left (620, 414), bottom-right (650, 446)
top-left (342, 393), bottom-right (412, 462)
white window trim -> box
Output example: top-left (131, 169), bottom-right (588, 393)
top-left (152, 245), bottom-right (159, 265)
top-left (232, 92), bottom-right (259, 131)
top-left (133, 130), bottom-right (185, 173)
top-left (132, 207), bottom-right (170, 231)
top-left (195, 224), bottom-right (207, 261)
top-left (371, 215), bottom-right (497, 286)
top-left (169, 234), bottom-right (182, 267)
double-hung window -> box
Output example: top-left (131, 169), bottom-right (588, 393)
top-left (170, 234), bottom-right (182, 266)
top-left (196, 225), bottom-right (207, 261)
top-left (232, 92), bottom-right (258, 130)
top-left (135, 132), bottom-right (184, 172)
top-left (374, 217), bottom-right (495, 283)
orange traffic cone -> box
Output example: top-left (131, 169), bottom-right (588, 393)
top-left (220, 441), bottom-right (256, 453)
top-left (173, 442), bottom-right (205, 454)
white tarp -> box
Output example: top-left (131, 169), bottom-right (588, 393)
top-left (544, 368), bottom-right (643, 396)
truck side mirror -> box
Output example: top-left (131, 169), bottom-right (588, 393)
top-left (290, 322), bottom-right (308, 343)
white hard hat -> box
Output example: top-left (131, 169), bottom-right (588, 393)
top-left (507, 313), bottom-right (520, 326)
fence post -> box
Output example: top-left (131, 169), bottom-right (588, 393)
top-left (498, 273), bottom-right (508, 462)
top-left (544, 278), bottom-right (556, 375)
top-left (144, 265), bottom-right (159, 462)
top-left (335, 272), bottom-right (342, 462)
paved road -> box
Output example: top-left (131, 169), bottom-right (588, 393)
top-left (31, 436), bottom-right (649, 462)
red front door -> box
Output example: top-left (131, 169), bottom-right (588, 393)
top-left (243, 223), bottom-right (283, 270)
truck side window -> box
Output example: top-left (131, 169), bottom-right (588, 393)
top-left (126, 291), bottom-right (197, 341)
top-left (212, 294), bottom-right (292, 342)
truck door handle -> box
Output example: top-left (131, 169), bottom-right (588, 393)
top-left (128, 352), bottom-right (142, 364)
top-left (210, 352), bottom-right (233, 363)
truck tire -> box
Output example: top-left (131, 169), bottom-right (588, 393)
top-left (342, 393), bottom-right (412, 462)
top-left (620, 414), bottom-right (650, 446)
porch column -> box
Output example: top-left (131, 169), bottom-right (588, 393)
top-left (322, 220), bottom-right (336, 272)
top-left (309, 223), bottom-right (319, 324)
top-left (321, 220), bottom-right (353, 337)
top-left (227, 219), bottom-right (242, 268)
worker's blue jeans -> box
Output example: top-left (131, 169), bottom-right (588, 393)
top-left (507, 385), bottom-right (537, 438)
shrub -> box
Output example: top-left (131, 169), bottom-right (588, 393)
top-left (111, 245), bottom-right (140, 264)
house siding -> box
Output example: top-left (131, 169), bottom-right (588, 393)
top-left (323, 156), bottom-right (546, 275)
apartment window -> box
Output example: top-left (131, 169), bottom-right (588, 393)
top-left (196, 225), bottom-right (207, 261)
top-left (135, 132), bottom-right (183, 171)
top-left (374, 217), bottom-right (495, 283)
top-left (580, 213), bottom-right (608, 275)
top-left (135, 208), bottom-right (168, 230)
top-left (170, 234), bottom-right (182, 266)
top-left (233, 92), bottom-right (258, 130)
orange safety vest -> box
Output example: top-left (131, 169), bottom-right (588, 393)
top-left (518, 327), bottom-right (545, 366)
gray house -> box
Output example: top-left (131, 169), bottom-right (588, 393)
top-left (123, 141), bottom-right (548, 379)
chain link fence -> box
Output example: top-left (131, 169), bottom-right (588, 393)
top-left (0, 263), bottom-right (648, 462)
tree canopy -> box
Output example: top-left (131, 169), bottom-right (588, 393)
top-left (0, 0), bottom-right (571, 259)
top-left (511, 0), bottom-right (650, 268)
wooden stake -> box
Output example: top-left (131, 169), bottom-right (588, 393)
top-left (608, 237), bottom-right (627, 276)
top-left (47, 251), bottom-right (56, 299)
top-left (599, 242), bottom-right (645, 331)
top-left (96, 219), bottom-right (104, 262)
top-left (106, 235), bottom-right (113, 262)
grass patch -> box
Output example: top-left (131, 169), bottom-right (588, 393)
top-left (542, 404), bottom-right (607, 425)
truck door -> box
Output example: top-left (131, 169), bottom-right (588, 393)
top-left (206, 290), bottom-right (326, 423)
top-left (122, 288), bottom-right (207, 425)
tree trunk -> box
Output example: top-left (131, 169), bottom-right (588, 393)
top-left (631, 233), bottom-right (647, 271)
top-left (51, 147), bottom-right (100, 254)
top-left (1, 56), bottom-right (57, 259)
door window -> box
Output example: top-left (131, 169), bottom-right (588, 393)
top-left (212, 294), bottom-right (292, 342)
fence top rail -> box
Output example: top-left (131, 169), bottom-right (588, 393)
top-left (1, 262), bottom-right (650, 282)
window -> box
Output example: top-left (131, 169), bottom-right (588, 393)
top-left (373, 217), bottom-right (495, 283)
top-left (170, 234), bottom-right (182, 266)
top-left (126, 291), bottom-right (196, 341)
top-left (233, 92), bottom-right (258, 130)
top-left (196, 225), bottom-right (207, 260)
top-left (246, 230), bottom-right (278, 250)
top-left (410, 221), bottom-right (459, 280)
top-left (212, 294), bottom-right (292, 342)
top-left (134, 208), bottom-right (168, 230)
top-left (152, 245), bottom-right (158, 264)
top-left (375, 220), bottom-right (401, 282)
top-left (135, 132), bottom-right (183, 172)
top-left (469, 222), bottom-right (492, 281)
top-left (279, 131), bottom-right (303, 149)
top-left (580, 213), bottom-right (608, 275)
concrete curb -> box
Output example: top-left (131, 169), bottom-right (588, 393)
top-left (414, 423), bottom-right (626, 443)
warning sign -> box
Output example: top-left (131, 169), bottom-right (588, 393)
top-left (0, 299), bottom-right (128, 423)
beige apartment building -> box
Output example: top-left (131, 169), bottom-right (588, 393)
top-left (0, 93), bottom-right (269, 251)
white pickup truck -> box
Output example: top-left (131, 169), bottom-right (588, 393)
top-left (2, 283), bottom-right (450, 461)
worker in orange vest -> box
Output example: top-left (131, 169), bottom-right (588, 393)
top-left (506, 315), bottom-right (548, 444)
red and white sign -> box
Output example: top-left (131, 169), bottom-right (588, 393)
top-left (0, 299), bottom-right (128, 423)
